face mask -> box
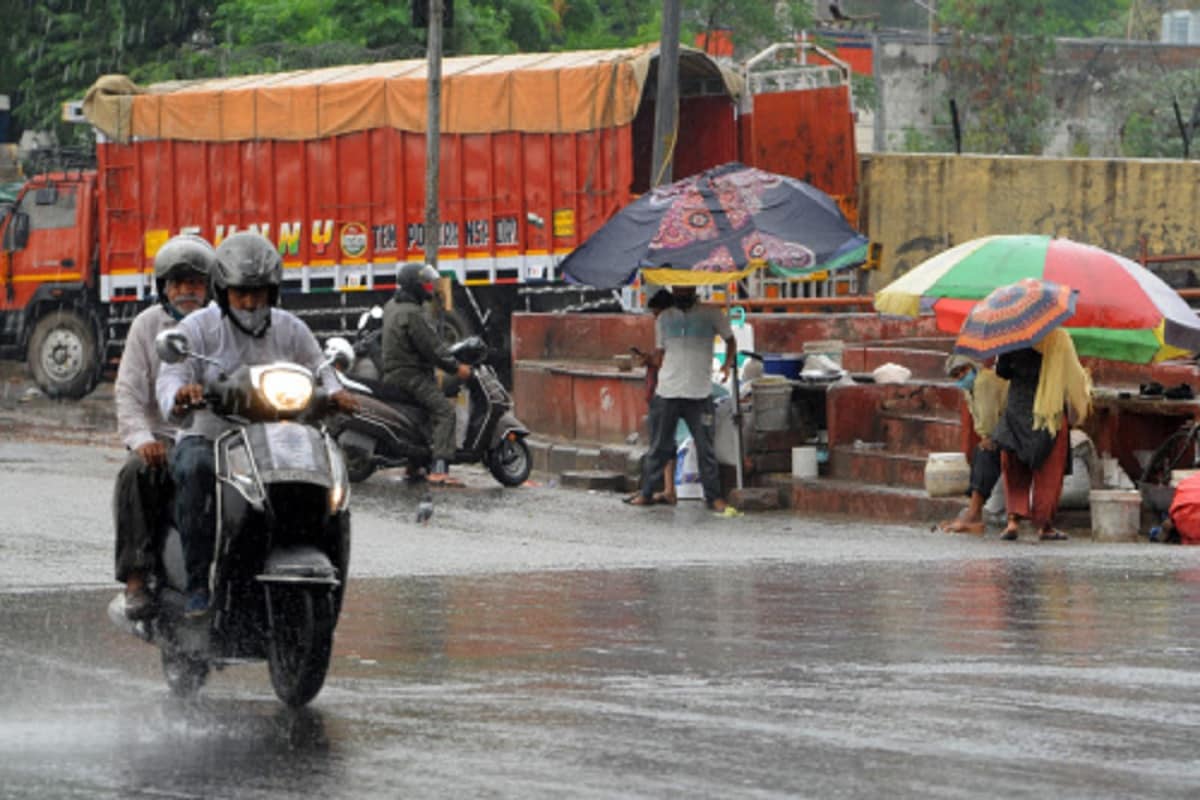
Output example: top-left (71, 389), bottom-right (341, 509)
top-left (230, 305), bottom-right (271, 336)
top-left (955, 368), bottom-right (977, 392)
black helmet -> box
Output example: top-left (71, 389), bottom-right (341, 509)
top-left (154, 234), bottom-right (216, 299)
top-left (397, 263), bottom-right (438, 303)
top-left (212, 232), bottom-right (282, 312)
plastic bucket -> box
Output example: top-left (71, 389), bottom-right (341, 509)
top-left (762, 353), bottom-right (804, 379)
top-left (1089, 489), bottom-right (1142, 542)
top-left (792, 446), bottom-right (818, 478)
top-left (924, 452), bottom-right (970, 497)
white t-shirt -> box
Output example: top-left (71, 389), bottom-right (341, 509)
top-left (654, 305), bottom-right (734, 399)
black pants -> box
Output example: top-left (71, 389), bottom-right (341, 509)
top-left (970, 444), bottom-right (1002, 499)
top-left (171, 436), bottom-right (216, 593)
top-left (112, 446), bottom-right (173, 583)
top-left (393, 373), bottom-right (457, 462)
top-left (641, 395), bottom-right (722, 505)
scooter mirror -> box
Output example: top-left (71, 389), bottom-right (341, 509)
top-left (324, 336), bottom-right (355, 371)
top-left (155, 329), bottom-right (191, 364)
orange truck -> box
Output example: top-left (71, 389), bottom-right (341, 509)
top-left (0, 42), bottom-right (857, 397)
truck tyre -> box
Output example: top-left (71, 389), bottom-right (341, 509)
top-left (27, 310), bottom-right (100, 399)
top-left (433, 307), bottom-right (474, 347)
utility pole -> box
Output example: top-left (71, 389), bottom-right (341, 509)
top-left (424, 0), bottom-right (443, 271)
top-left (651, 0), bottom-right (682, 187)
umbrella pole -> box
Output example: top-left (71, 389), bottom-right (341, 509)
top-left (727, 289), bottom-right (744, 492)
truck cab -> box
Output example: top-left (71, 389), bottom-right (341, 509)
top-left (0, 172), bottom-right (102, 398)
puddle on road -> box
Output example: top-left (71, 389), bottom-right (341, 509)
top-left (3, 558), bottom-right (1200, 797)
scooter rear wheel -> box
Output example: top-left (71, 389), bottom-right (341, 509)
top-left (161, 650), bottom-right (209, 698)
top-left (267, 587), bottom-right (335, 707)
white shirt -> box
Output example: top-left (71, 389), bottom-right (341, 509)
top-left (156, 303), bottom-right (341, 440)
top-left (654, 305), bottom-right (734, 400)
top-left (115, 304), bottom-right (181, 450)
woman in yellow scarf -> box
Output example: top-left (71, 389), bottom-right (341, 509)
top-left (991, 328), bottom-right (1092, 541)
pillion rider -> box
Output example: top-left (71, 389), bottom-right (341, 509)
top-left (156, 232), bottom-right (358, 617)
top-left (113, 234), bottom-right (215, 620)
top-left (381, 263), bottom-right (472, 486)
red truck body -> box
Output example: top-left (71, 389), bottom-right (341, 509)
top-left (0, 44), bottom-right (858, 397)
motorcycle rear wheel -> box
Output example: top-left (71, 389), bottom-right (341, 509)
top-left (267, 587), bottom-right (335, 707)
top-left (487, 437), bottom-right (531, 487)
top-left (161, 650), bottom-right (209, 698)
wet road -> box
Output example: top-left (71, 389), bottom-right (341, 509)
top-left (3, 436), bottom-right (1200, 798)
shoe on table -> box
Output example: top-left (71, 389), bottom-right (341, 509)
top-left (184, 589), bottom-right (210, 619)
top-left (124, 572), bottom-right (155, 621)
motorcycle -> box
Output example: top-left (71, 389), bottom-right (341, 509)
top-left (107, 330), bottom-right (354, 707)
top-left (326, 311), bottom-right (531, 487)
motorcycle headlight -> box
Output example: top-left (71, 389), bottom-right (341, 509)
top-left (251, 364), bottom-right (314, 412)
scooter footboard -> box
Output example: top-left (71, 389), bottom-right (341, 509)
top-left (257, 546), bottom-right (340, 587)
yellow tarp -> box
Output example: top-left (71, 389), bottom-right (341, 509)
top-left (86, 46), bottom-right (742, 143)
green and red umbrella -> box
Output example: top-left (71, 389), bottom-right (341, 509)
top-left (874, 234), bottom-right (1200, 363)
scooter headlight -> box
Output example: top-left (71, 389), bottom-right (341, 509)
top-left (251, 364), bottom-right (314, 412)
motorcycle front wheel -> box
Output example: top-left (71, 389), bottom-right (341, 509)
top-left (267, 587), bottom-right (335, 707)
top-left (162, 649), bottom-right (209, 698)
top-left (487, 437), bottom-right (531, 487)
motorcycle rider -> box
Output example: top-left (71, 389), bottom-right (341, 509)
top-left (381, 263), bottom-right (472, 485)
top-left (113, 234), bottom-right (214, 620)
top-left (157, 232), bottom-right (358, 617)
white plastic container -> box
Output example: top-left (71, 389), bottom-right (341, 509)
top-left (1089, 489), bottom-right (1142, 542)
top-left (924, 452), bottom-right (970, 497)
top-left (792, 446), bottom-right (818, 479)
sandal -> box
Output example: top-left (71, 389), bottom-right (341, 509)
top-left (651, 491), bottom-right (677, 506)
top-left (623, 494), bottom-right (654, 506)
top-left (1000, 528), bottom-right (1019, 541)
top-left (1038, 529), bottom-right (1069, 541)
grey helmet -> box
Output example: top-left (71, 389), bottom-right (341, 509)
top-left (212, 232), bottom-right (283, 313)
top-left (153, 234), bottom-right (216, 300)
top-left (397, 262), bottom-right (438, 303)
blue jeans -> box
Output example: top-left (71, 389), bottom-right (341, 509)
top-left (641, 395), bottom-right (721, 505)
top-left (170, 436), bottom-right (216, 593)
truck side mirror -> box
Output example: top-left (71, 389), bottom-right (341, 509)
top-left (2, 212), bottom-right (29, 251)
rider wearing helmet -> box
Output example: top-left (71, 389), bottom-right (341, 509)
top-left (113, 234), bottom-right (215, 619)
top-left (381, 263), bottom-right (472, 485)
top-left (157, 232), bottom-right (358, 617)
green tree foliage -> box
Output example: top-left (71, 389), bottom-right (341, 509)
top-left (938, 0), bottom-right (1056, 155)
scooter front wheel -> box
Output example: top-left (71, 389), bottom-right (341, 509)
top-left (340, 441), bottom-right (376, 483)
top-left (487, 437), bottom-right (531, 487)
top-left (267, 587), bottom-right (335, 707)
top-left (162, 649), bottom-right (209, 698)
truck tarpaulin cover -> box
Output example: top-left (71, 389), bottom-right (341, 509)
top-left (83, 46), bottom-right (742, 143)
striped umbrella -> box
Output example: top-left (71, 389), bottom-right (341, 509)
top-left (875, 234), bottom-right (1200, 363)
top-left (953, 278), bottom-right (1077, 361)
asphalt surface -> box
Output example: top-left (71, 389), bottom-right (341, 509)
top-left (3, 370), bottom-right (1200, 798)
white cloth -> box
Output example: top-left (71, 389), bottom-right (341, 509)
top-left (115, 304), bottom-right (180, 451)
top-left (157, 304), bottom-right (342, 440)
top-left (654, 305), bottom-right (734, 399)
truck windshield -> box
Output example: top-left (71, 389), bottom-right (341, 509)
top-left (19, 185), bottom-right (76, 230)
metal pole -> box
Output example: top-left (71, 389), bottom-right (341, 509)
top-left (651, 0), bottom-right (682, 187)
top-left (424, 0), bottom-right (443, 271)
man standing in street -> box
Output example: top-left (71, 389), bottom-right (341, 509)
top-left (627, 284), bottom-right (735, 513)
top-left (113, 234), bottom-right (214, 619)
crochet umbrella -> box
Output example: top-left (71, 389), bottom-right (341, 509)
top-left (952, 278), bottom-right (1078, 361)
top-left (875, 234), bottom-right (1200, 363)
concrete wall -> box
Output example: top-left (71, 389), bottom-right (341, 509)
top-left (861, 152), bottom-right (1200, 287)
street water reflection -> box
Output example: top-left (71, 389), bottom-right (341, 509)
top-left (3, 557), bottom-right (1200, 797)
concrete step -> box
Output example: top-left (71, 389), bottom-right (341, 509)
top-left (768, 474), bottom-right (968, 523)
top-left (829, 445), bottom-right (928, 488)
top-left (878, 409), bottom-right (963, 455)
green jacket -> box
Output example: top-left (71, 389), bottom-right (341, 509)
top-left (381, 292), bottom-right (459, 385)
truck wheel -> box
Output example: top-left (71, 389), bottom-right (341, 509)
top-left (433, 308), bottom-right (473, 347)
top-left (27, 310), bottom-right (99, 399)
